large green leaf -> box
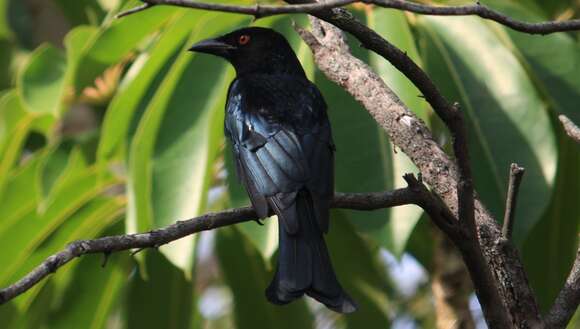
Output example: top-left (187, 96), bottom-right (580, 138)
top-left (8, 282), bottom-right (55, 329)
top-left (0, 166), bottom-right (119, 286)
top-left (47, 253), bottom-right (129, 329)
top-left (11, 196), bottom-right (125, 312)
top-left (52, 0), bottom-right (106, 26)
top-left (523, 136), bottom-right (580, 311)
top-left (73, 4), bottom-right (177, 93)
top-left (17, 44), bottom-right (66, 117)
top-left (97, 13), bottom-right (202, 161)
top-left (126, 252), bottom-right (194, 329)
top-left (417, 16), bottom-right (558, 243)
top-left (127, 13), bottom-right (246, 272)
top-left (326, 212), bottom-right (391, 328)
top-left (0, 39), bottom-right (12, 89)
top-left (0, 151), bottom-right (46, 235)
top-left (0, 0), bottom-right (10, 39)
top-left (366, 8), bottom-right (426, 256)
top-left (475, 1), bottom-right (580, 309)
top-left (484, 0), bottom-right (580, 123)
top-left (0, 91), bottom-right (33, 194)
top-left (216, 227), bottom-right (314, 329)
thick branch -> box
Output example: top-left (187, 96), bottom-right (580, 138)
top-left (0, 188), bottom-right (434, 305)
top-left (289, 1), bottom-right (547, 325)
top-left (501, 163), bottom-right (525, 240)
top-left (296, 19), bottom-right (512, 328)
top-left (559, 115), bottom-right (580, 144)
top-left (116, 0), bottom-right (580, 35)
top-left (546, 249), bottom-right (580, 329)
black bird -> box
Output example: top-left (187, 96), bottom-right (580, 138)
top-left (189, 27), bottom-right (357, 314)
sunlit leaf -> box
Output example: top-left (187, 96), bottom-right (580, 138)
top-left (0, 166), bottom-right (119, 285)
top-left (417, 16), bottom-right (558, 243)
top-left (0, 91), bottom-right (33, 194)
top-left (97, 13), bottom-right (200, 161)
top-left (9, 196), bottom-right (125, 311)
top-left (18, 45), bottom-right (67, 116)
top-left (74, 5), bottom-right (177, 92)
top-left (480, 0), bottom-right (580, 310)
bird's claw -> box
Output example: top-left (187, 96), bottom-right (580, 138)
top-left (255, 218), bottom-right (265, 226)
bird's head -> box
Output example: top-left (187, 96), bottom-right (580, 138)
top-left (189, 27), bottom-right (305, 77)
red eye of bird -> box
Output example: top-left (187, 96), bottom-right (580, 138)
top-left (238, 35), bottom-right (250, 45)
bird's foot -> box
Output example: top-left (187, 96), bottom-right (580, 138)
top-left (254, 218), bottom-right (265, 226)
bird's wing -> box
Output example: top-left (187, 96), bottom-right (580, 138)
top-left (224, 78), bottom-right (334, 233)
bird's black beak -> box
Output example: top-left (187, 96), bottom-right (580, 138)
top-left (188, 38), bottom-right (236, 57)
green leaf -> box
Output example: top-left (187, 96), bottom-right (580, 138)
top-left (127, 13), bottom-right (246, 272)
top-left (481, 0), bottom-right (580, 310)
top-left (48, 253), bottom-right (129, 329)
top-left (367, 8), bottom-right (426, 256)
top-left (523, 136), bottom-right (580, 311)
top-left (9, 282), bottom-right (55, 329)
top-left (326, 212), bottom-right (391, 328)
top-left (8, 196), bottom-right (126, 311)
top-left (0, 166), bottom-right (119, 286)
top-left (216, 227), bottom-right (314, 329)
top-left (74, 5), bottom-right (177, 92)
top-left (18, 44), bottom-right (67, 116)
top-left (0, 0), bottom-right (10, 39)
top-left (0, 151), bottom-right (46, 236)
top-left (126, 252), bottom-right (194, 329)
top-left (484, 0), bottom-right (580, 123)
top-left (0, 39), bottom-right (12, 89)
top-left (417, 16), bottom-right (558, 243)
top-left (39, 146), bottom-right (90, 211)
top-left (97, 13), bottom-right (202, 161)
top-left (0, 91), bottom-right (33, 194)
top-left (52, 0), bottom-right (106, 26)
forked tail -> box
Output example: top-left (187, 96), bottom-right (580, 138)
top-left (265, 190), bottom-right (357, 314)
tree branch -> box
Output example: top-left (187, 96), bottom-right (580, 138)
top-left (501, 163), bottom-right (525, 240)
top-left (289, 2), bottom-right (546, 326)
top-left (546, 249), bottom-right (580, 329)
top-left (115, 0), bottom-right (580, 35)
top-left (296, 19), bottom-right (513, 328)
top-left (0, 187), bottom-right (438, 305)
top-left (559, 115), bottom-right (580, 144)
top-left (370, 0), bottom-right (580, 35)
top-left (116, 0), bottom-right (357, 19)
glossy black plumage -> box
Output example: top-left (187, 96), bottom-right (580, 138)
top-left (189, 27), bottom-right (357, 313)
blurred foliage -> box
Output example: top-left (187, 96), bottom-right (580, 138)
top-left (0, 0), bottom-right (578, 328)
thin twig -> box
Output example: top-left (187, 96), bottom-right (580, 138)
top-left (116, 0), bottom-right (580, 35)
top-left (369, 0), bottom-right (580, 35)
top-left (0, 188), bottom-right (433, 305)
top-left (546, 249), bottom-right (580, 329)
top-left (116, 0), bottom-right (357, 18)
top-left (559, 115), bottom-right (580, 144)
top-left (115, 2), bottom-right (155, 18)
top-left (501, 163), bottom-right (525, 240)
